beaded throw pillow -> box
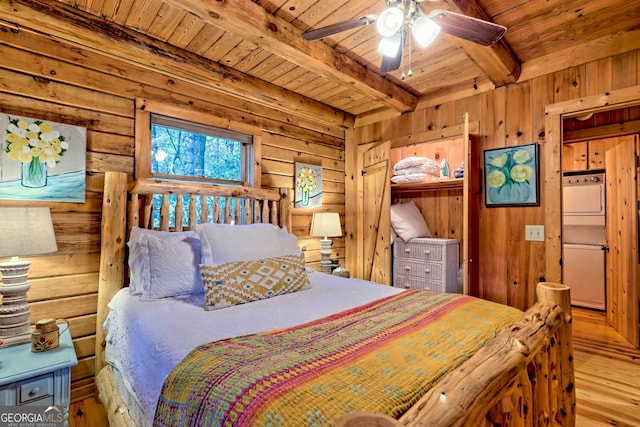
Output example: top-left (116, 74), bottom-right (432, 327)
top-left (200, 253), bottom-right (310, 311)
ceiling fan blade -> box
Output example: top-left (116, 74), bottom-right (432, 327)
top-left (380, 33), bottom-right (405, 73)
top-left (301, 15), bottom-right (376, 41)
top-left (429, 9), bottom-right (506, 46)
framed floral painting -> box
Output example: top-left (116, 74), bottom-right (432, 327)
top-left (294, 162), bottom-right (322, 208)
top-left (0, 114), bottom-right (86, 202)
top-left (484, 143), bottom-right (539, 207)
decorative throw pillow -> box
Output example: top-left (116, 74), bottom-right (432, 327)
top-left (201, 253), bottom-right (310, 310)
top-left (390, 200), bottom-right (432, 242)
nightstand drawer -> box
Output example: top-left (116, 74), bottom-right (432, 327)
top-left (393, 275), bottom-right (447, 292)
top-left (18, 373), bottom-right (53, 404)
top-left (394, 240), bottom-right (445, 261)
top-left (394, 259), bottom-right (443, 280)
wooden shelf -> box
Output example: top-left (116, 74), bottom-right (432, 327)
top-left (391, 177), bottom-right (464, 192)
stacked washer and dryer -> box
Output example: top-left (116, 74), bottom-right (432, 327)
top-left (562, 171), bottom-right (607, 310)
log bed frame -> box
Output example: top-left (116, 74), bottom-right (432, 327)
top-left (95, 171), bottom-right (576, 427)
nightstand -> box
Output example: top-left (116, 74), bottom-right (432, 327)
top-left (0, 326), bottom-right (78, 426)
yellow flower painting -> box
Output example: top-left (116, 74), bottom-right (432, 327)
top-left (1, 114), bottom-right (86, 202)
top-left (484, 143), bottom-right (539, 207)
top-left (295, 163), bottom-right (322, 208)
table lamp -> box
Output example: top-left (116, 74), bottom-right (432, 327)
top-left (310, 212), bottom-right (342, 274)
top-left (0, 207), bottom-right (57, 347)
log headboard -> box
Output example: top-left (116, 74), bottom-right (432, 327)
top-left (95, 171), bottom-right (291, 375)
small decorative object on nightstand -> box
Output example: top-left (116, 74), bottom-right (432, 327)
top-left (332, 265), bottom-right (350, 278)
top-left (0, 325), bottom-right (77, 426)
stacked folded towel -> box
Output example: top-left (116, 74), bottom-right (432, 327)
top-left (391, 156), bottom-right (441, 184)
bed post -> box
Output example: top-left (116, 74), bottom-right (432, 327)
top-left (279, 187), bottom-right (291, 230)
top-left (536, 281), bottom-right (576, 426)
top-left (95, 172), bottom-right (128, 377)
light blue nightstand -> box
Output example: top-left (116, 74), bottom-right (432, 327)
top-left (0, 327), bottom-right (78, 426)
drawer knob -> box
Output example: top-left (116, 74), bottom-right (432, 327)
top-left (404, 248), bottom-right (411, 253)
top-left (424, 269), bottom-right (431, 274)
top-left (29, 387), bottom-right (40, 397)
top-left (424, 250), bottom-right (431, 255)
top-left (403, 284), bottom-right (410, 289)
top-left (404, 266), bottom-right (410, 271)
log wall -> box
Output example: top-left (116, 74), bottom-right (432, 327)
top-left (0, 14), bottom-right (346, 401)
top-left (354, 48), bottom-right (640, 312)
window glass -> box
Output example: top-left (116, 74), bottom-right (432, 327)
top-left (150, 114), bottom-right (251, 185)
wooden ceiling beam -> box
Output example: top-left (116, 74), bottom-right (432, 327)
top-left (161, 0), bottom-right (418, 113)
top-left (431, 0), bottom-right (521, 86)
top-left (2, 0), bottom-right (355, 129)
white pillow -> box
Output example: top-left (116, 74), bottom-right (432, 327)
top-left (127, 227), bottom-right (203, 299)
top-left (196, 222), bottom-right (284, 265)
top-left (277, 226), bottom-right (302, 255)
top-left (390, 201), bottom-right (432, 242)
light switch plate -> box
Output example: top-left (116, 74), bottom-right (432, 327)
top-left (525, 225), bottom-right (545, 242)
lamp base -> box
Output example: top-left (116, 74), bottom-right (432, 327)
top-left (319, 238), bottom-right (333, 274)
top-left (0, 331), bottom-right (30, 347)
top-left (0, 259), bottom-right (32, 348)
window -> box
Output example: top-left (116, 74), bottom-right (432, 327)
top-left (135, 99), bottom-right (261, 227)
top-left (150, 114), bottom-right (252, 186)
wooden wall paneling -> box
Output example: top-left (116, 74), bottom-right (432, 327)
top-left (562, 142), bottom-right (588, 171)
top-left (611, 51), bottom-right (638, 90)
top-left (505, 81), bottom-right (540, 309)
top-left (529, 73), bottom-right (556, 306)
top-left (477, 86), bottom-right (509, 305)
top-left (0, 13), bottom-right (346, 402)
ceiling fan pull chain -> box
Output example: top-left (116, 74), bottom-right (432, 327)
top-left (407, 30), bottom-right (413, 77)
top-left (401, 30), bottom-right (406, 80)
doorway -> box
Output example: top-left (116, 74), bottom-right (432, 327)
top-left (545, 90), bottom-right (640, 348)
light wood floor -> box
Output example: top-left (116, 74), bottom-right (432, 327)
top-left (69, 307), bottom-right (640, 426)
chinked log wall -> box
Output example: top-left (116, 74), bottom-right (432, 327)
top-left (354, 48), bottom-right (640, 312)
top-left (0, 12), bottom-right (346, 401)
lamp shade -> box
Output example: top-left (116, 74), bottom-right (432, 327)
top-left (310, 212), bottom-right (342, 238)
top-left (0, 207), bottom-right (57, 258)
top-left (376, 7), bottom-right (404, 37)
top-left (411, 16), bottom-right (441, 48)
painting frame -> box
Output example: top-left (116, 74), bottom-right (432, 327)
top-left (0, 113), bottom-right (86, 202)
top-left (484, 143), bottom-right (540, 207)
top-left (294, 162), bottom-right (322, 208)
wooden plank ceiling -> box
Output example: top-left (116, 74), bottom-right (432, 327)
top-left (49, 0), bottom-right (640, 125)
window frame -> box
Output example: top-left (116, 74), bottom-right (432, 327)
top-left (134, 98), bottom-right (261, 187)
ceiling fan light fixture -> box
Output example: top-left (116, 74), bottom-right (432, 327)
top-left (411, 16), bottom-right (441, 48)
top-left (376, 7), bottom-right (404, 37)
top-left (377, 32), bottom-right (403, 58)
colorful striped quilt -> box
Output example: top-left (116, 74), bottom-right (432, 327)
top-left (154, 291), bottom-right (521, 427)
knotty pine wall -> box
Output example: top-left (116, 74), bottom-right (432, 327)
top-left (0, 22), bottom-right (345, 400)
top-left (356, 49), bottom-right (640, 312)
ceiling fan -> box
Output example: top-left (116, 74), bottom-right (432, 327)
top-left (301, 0), bottom-right (507, 74)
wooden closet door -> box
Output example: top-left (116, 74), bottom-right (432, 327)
top-left (605, 135), bottom-right (639, 347)
top-left (356, 141), bottom-right (391, 285)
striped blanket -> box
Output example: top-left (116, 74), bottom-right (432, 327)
top-left (154, 291), bottom-right (521, 427)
